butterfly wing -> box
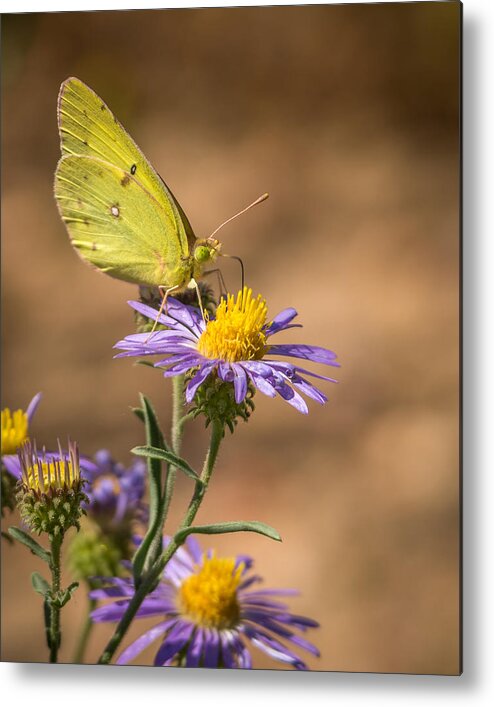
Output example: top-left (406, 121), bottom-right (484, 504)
top-left (57, 76), bottom-right (195, 257)
top-left (54, 154), bottom-right (192, 288)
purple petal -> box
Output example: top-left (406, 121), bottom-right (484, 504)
top-left (240, 360), bottom-right (276, 377)
top-left (232, 364), bottom-right (248, 403)
top-left (154, 621), bottom-right (194, 666)
top-left (185, 363), bottom-right (216, 403)
top-left (238, 574), bottom-right (263, 591)
top-left (232, 635), bottom-right (252, 669)
top-left (202, 628), bottom-right (220, 667)
top-left (279, 614), bottom-right (320, 630)
top-left (243, 626), bottom-right (307, 669)
top-left (240, 588), bottom-right (298, 598)
top-left (220, 632), bottom-right (237, 668)
top-left (26, 392), bottom-right (42, 423)
top-left (185, 535), bottom-right (203, 563)
top-left (128, 299), bottom-right (203, 336)
top-left (292, 377), bottom-right (328, 404)
top-left (234, 555), bottom-right (254, 573)
top-left (244, 370), bottom-right (277, 398)
top-left (267, 344), bottom-right (339, 367)
top-left (186, 628), bottom-right (204, 667)
top-left (161, 357), bottom-right (205, 377)
top-left (116, 620), bottom-right (176, 665)
top-left (272, 377), bottom-right (309, 414)
top-left (91, 599), bottom-right (172, 623)
top-left (90, 602), bottom-right (129, 623)
top-left (264, 308), bottom-right (299, 335)
top-left (269, 361), bottom-right (339, 384)
top-left (89, 586), bottom-right (135, 600)
top-left (127, 300), bottom-right (175, 328)
top-left (217, 361), bottom-right (234, 382)
top-left (2, 455), bottom-right (21, 478)
top-left (243, 613), bottom-right (319, 656)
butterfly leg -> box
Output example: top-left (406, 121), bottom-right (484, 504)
top-left (145, 285), bottom-right (179, 342)
top-left (187, 278), bottom-right (207, 323)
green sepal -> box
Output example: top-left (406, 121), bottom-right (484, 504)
top-left (131, 395), bottom-right (168, 587)
top-left (132, 446), bottom-right (202, 484)
top-left (31, 571), bottom-right (51, 598)
top-left (175, 521), bottom-right (282, 545)
top-left (8, 526), bottom-right (51, 564)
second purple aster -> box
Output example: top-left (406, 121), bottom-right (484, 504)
top-left (91, 536), bottom-right (320, 669)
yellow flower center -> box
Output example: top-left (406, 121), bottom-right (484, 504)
top-left (178, 556), bottom-right (243, 629)
top-left (197, 287), bottom-right (268, 363)
top-left (1, 408), bottom-right (28, 455)
top-left (24, 457), bottom-right (79, 494)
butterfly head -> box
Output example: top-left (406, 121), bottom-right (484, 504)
top-left (193, 237), bottom-right (222, 267)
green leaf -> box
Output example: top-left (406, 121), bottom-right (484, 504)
top-left (8, 527), bottom-right (51, 564)
top-left (132, 446), bottom-right (202, 484)
top-left (131, 406), bottom-right (145, 423)
top-left (31, 571), bottom-right (51, 598)
top-left (174, 521), bottom-right (282, 545)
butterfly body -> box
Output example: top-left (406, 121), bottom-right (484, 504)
top-left (54, 77), bottom-right (219, 290)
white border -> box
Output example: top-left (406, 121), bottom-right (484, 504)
top-left (2, 0), bottom-right (493, 705)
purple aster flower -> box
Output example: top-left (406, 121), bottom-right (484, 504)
top-left (90, 536), bottom-right (320, 669)
top-left (82, 450), bottom-right (147, 530)
top-left (115, 287), bottom-right (339, 414)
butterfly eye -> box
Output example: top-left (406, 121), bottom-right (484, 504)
top-left (194, 245), bottom-right (213, 264)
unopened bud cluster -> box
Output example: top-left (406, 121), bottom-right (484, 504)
top-left (67, 528), bottom-right (124, 581)
top-left (16, 440), bottom-right (87, 540)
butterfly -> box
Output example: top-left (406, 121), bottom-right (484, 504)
top-left (54, 77), bottom-right (247, 315)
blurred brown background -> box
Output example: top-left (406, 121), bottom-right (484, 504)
top-left (1, 3), bottom-right (460, 674)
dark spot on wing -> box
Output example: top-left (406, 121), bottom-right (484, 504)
top-left (91, 242), bottom-right (98, 251)
top-left (83, 140), bottom-right (89, 146)
top-left (121, 174), bottom-right (130, 187)
top-left (100, 103), bottom-right (106, 111)
top-left (130, 164), bottom-right (137, 175)
top-left (83, 109), bottom-right (88, 117)
top-left (84, 218), bottom-right (89, 226)
top-left (83, 175), bottom-right (88, 181)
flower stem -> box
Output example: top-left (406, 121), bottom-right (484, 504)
top-left (97, 417), bottom-right (224, 665)
top-left (49, 534), bottom-right (62, 663)
top-left (73, 595), bottom-right (96, 664)
top-left (162, 375), bottom-right (186, 519)
top-left (179, 417), bottom-right (223, 527)
top-left (144, 375), bottom-right (186, 575)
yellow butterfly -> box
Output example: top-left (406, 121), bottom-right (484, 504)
top-left (54, 77), bottom-right (265, 313)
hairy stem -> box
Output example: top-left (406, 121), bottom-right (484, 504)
top-left (49, 535), bottom-right (62, 663)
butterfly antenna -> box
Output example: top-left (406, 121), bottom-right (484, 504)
top-left (223, 255), bottom-right (245, 291)
top-left (207, 193), bottom-right (269, 240)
